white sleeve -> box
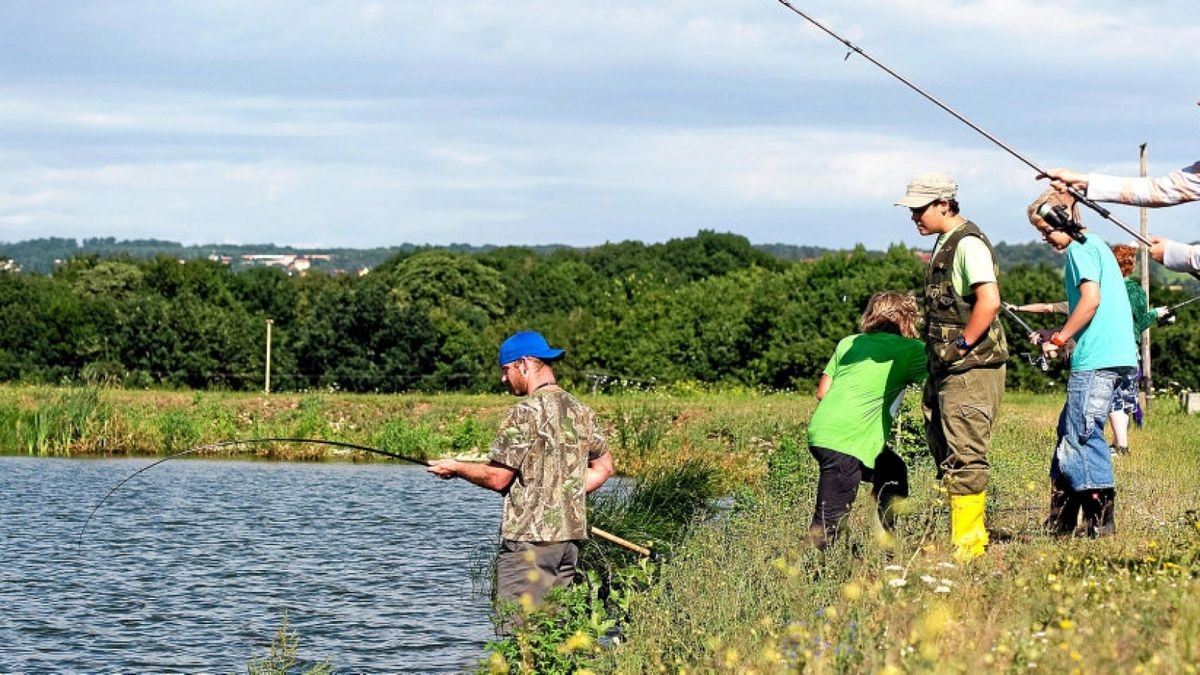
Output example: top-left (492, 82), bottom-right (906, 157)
top-left (1162, 240), bottom-right (1200, 274)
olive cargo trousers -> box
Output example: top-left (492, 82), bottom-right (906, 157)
top-left (922, 365), bottom-right (1005, 495)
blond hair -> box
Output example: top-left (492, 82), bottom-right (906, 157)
top-left (860, 291), bottom-right (921, 339)
top-left (1027, 187), bottom-right (1081, 227)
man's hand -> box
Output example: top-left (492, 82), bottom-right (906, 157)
top-left (426, 459), bottom-right (458, 480)
top-left (1042, 167), bottom-right (1088, 193)
top-left (1150, 236), bottom-right (1170, 264)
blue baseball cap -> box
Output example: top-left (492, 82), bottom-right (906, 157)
top-left (498, 331), bottom-right (566, 366)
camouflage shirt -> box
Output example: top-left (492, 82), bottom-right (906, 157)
top-left (489, 387), bottom-right (609, 542)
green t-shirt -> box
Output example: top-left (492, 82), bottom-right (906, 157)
top-left (932, 223), bottom-right (998, 297)
top-left (807, 332), bottom-right (927, 467)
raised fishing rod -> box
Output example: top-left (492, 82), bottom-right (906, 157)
top-left (774, 1), bottom-right (1200, 280)
top-left (78, 437), bottom-right (654, 558)
top-left (999, 303), bottom-right (1049, 372)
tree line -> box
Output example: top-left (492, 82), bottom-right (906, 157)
top-left (1, 230), bottom-right (1197, 393)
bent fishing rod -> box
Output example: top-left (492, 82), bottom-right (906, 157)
top-left (78, 437), bottom-right (653, 558)
top-left (774, 1), bottom-right (1200, 281)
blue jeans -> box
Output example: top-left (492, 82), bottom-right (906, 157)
top-left (1050, 368), bottom-right (1131, 491)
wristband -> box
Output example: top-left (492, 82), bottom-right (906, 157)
top-left (953, 335), bottom-right (972, 352)
top-left (1049, 332), bottom-right (1067, 348)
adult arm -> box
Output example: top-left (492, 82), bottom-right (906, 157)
top-left (1150, 237), bottom-right (1200, 273)
top-left (426, 459), bottom-right (516, 492)
top-left (1013, 301), bottom-right (1068, 314)
top-left (1044, 162), bottom-right (1200, 207)
top-left (585, 451), bottom-right (614, 494)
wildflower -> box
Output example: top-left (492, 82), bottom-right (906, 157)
top-left (723, 648), bottom-right (739, 670)
top-left (558, 630), bottom-right (594, 654)
top-left (934, 586), bottom-right (951, 593)
top-left (888, 578), bottom-right (907, 588)
top-left (487, 652), bottom-right (510, 674)
top-left (1059, 619), bottom-right (1074, 631)
top-left (518, 593), bottom-right (535, 614)
top-left (884, 565), bottom-right (904, 572)
top-left (920, 575), bottom-right (936, 585)
top-left (842, 581), bottom-right (863, 601)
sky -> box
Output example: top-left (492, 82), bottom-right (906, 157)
top-left (1, 0), bottom-right (1198, 251)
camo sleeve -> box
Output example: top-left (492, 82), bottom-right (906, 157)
top-left (585, 408), bottom-right (609, 462)
top-left (488, 404), bottom-right (533, 471)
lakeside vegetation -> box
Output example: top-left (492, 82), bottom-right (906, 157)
top-left (7, 384), bottom-right (1199, 672)
top-left (4, 231), bottom-right (1200, 395)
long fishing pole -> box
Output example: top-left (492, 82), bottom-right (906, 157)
top-left (79, 437), bottom-right (653, 558)
top-left (774, 0), bottom-right (1200, 281)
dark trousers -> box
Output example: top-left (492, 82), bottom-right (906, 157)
top-left (809, 445), bottom-right (909, 549)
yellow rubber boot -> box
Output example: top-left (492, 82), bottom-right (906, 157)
top-left (949, 491), bottom-right (988, 563)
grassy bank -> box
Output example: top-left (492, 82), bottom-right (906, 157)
top-left (0, 385), bottom-right (811, 489)
top-left (605, 392), bottom-right (1200, 673)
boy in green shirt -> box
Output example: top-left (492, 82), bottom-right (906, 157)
top-left (808, 291), bottom-right (927, 549)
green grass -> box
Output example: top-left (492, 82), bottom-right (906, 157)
top-left (604, 391), bottom-right (1200, 673)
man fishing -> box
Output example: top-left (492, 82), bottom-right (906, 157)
top-left (897, 173), bottom-right (1006, 562)
top-left (426, 330), bottom-right (613, 622)
top-left (1043, 100), bottom-right (1200, 273)
top-left (1025, 189), bottom-right (1136, 537)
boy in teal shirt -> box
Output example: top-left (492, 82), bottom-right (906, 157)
top-left (808, 291), bottom-right (927, 549)
top-left (1026, 189), bottom-right (1137, 537)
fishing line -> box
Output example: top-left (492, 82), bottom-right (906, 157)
top-left (78, 437), bottom-right (427, 544)
top-left (774, 1), bottom-right (1200, 283)
top-left (78, 437), bottom-right (653, 558)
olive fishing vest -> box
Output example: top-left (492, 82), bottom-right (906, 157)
top-left (924, 221), bottom-right (1008, 375)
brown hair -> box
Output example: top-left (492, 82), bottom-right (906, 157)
top-left (1111, 244), bottom-right (1137, 277)
top-left (860, 291), bottom-right (921, 339)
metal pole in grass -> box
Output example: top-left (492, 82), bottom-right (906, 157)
top-left (1139, 145), bottom-right (1152, 413)
top-left (78, 437), bottom-right (654, 558)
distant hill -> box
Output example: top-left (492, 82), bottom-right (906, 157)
top-left (1, 236), bottom-right (1192, 292)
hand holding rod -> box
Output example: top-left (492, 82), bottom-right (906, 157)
top-left (1000, 303), bottom-right (1049, 371)
top-left (774, 0), bottom-right (1200, 282)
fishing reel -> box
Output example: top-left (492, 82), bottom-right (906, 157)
top-left (1020, 352), bottom-right (1051, 372)
top-left (1158, 310), bottom-right (1177, 327)
top-left (1035, 202), bottom-right (1087, 244)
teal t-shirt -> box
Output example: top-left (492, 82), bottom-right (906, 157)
top-left (1064, 236), bottom-right (1138, 372)
top-left (807, 332), bottom-right (927, 468)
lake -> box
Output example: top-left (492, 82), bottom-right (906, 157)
top-left (0, 456), bottom-right (500, 672)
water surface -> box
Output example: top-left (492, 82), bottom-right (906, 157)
top-left (0, 456), bottom-right (500, 672)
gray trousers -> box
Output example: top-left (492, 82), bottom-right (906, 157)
top-left (495, 539), bottom-right (580, 608)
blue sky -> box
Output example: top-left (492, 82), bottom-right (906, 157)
top-left (1, 1), bottom-right (1197, 250)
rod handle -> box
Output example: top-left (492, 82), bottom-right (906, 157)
top-left (590, 525), bottom-right (654, 558)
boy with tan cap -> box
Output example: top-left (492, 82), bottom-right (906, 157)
top-left (897, 173), bottom-right (1007, 562)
